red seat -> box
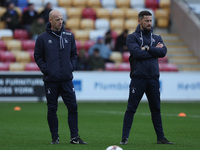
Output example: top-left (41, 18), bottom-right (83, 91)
top-left (82, 8), bottom-right (96, 20)
top-left (21, 40), bottom-right (35, 51)
top-left (0, 51), bottom-right (15, 62)
top-left (0, 40), bottom-right (7, 51)
top-left (84, 40), bottom-right (95, 52)
top-left (159, 63), bottom-right (179, 72)
top-left (75, 40), bottom-right (83, 53)
top-left (123, 52), bottom-right (130, 62)
top-left (0, 62), bottom-right (9, 71)
top-left (105, 62), bottom-right (117, 71)
top-left (25, 62), bottom-right (40, 71)
top-left (145, 0), bottom-right (159, 10)
top-left (14, 29), bottom-right (29, 40)
top-left (117, 63), bottom-right (130, 71)
top-left (27, 51), bottom-right (35, 62)
top-left (158, 56), bottom-right (168, 64)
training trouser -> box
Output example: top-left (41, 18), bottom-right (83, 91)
top-left (44, 80), bottom-right (78, 139)
top-left (122, 78), bottom-right (165, 140)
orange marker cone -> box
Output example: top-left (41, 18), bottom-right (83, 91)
top-left (178, 112), bottom-right (186, 117)
top-left (14, 106), bottom-right (21, 111)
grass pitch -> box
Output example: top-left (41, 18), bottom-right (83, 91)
top-left (0, 101), bottom-right (200, 150)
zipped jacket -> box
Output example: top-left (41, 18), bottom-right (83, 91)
top-left (126, 24), bottom-right (167, 78)
top-left (34, 22), bottom-right (77, 82)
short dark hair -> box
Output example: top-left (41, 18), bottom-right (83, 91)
top-left (138, 10), bottom-right (152, 20)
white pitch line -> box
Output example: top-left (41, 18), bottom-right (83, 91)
top-left (96, 110), bottom-right (200, 118)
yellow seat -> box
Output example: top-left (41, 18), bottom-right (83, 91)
top-left (66, 18), bottom-right (80, 30)
top-left (110, 51), bottom-right (123, 63)
top-left (0, 21), bottom-right (6, 29)
top-left (15, 7), bottom-right (22, 18)
top-left (72, 0), bottom-right (87, 8)
top-left (16, 51), bottom-right (31, 63)
top-left (125, 9), bottom-right (138, 19)
top-left (156, 18), bottom-right (169, 28)
top-left (159, 0), bottom-right (171, 8)
top-left (155, 9), bottom-right (169, 19)
top-left (58, 0), bottom-right (72, 7)
top-left (111, 8), bottom-right (125, 19)
top-left (0, 7), bottom-right (6, 18)
top-left (9, 62), bottom-right (25, 71)
top-left (87, 0), bottom-right (102, 8)
top-left (80, 19), bottom-right (94, 30)
top-left (6, 40), bottom-right (21, 51)
top-left (125, 19), bottom-right (138, 30)
top-left (110, 19), bottom-right (124, 31)
top-left (116, 0), bottom-right (130, 8)
top-left (74, 30), bottom-right (90, 42)
top-left (96, 8), bottom-right (110, 20)
top-left (66, 7), bottom-right (83, 18)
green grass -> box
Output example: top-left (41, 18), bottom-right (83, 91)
top-left (0, 101), bottom-right (200, 150)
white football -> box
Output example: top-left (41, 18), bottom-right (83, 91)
top-left (106, 145), bottom-right (123, 150)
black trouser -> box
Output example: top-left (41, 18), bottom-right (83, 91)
top-left (44, 80), bottom-right (78, 139)
top-left (122, 78), bottom-right (165, 140)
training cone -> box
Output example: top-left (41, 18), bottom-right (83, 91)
top-left (14, 106), bottom-right (21, 111)
top-left (178, 112), bottom-right (186, 117)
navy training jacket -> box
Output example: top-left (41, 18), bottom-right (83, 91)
top-left (34, 22), bottom-right (77, 82)
top-left (126, 24), bottom-right (167, 79)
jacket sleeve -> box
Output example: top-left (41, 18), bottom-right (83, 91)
top-left (126, 34), bottom-right (154, 59)
top-left (70, 34), bottom-right (77, 71)
top-left (34, 35), bottom-right (47, 74)
top-left (148, 35), bottom-right (167, 58)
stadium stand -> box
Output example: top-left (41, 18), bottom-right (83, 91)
top-left (82, 8), bottom-right (96, 20)
top-left (130, 0), bottom-right (145, 9)
top-left (9, 62), bottom-right (25, 71)
top-left (0, 62), bottom-right (9, 71)
top-left (13, 29), bottom-right (29, 40)
top-left (24, 62), bottom-right (40, 71)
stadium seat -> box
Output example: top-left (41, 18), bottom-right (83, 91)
top-left (16, 51), bottom-right (31, 63)
top-left (105, 62), bottom-right (117, 71)
top-left (72, 0), bottom-right (87, 8)
top-left (27, 50), bottom-right (35, 62)
top-left (13, 29), bottom-right (29, 40)
top-left (95, 19), bottom-right (110, 30)
top-left (66, 8), bottom-right (82, 18)
top-left (109, 51), bottom-right (123, 63)
top-left (111, 8), bottom-right (125, 19)
top-left (117, 62), bottom-right (130, 71)
top-left (0, 40), bottom-right (7, 51)
top-left (0, 51), bottom-right (16, 62)
top-left (6, 40), bottom-right (22, 51)
top-left (75, 40), bottom-right (83, 53)
top-left (125, 19), bottom-right (138, 31)
top-left (24, 62), bottom-right (40, 71)
top-left (82, 8), bottom-right (96, 20)
top-left (0, 7), bottom-right (6, 18)
top-left (96, 8), bottom-right (110, 20)
top-left (101, 0), bottom-right (116, 9)
top-left (125, 9), bottom-right (138, 19)
top-left (111, 30), bottom-right (118, 40)
top-left (80, 19), bottom-right (94, 30)
top-left (0, 62), bottom-right (9, 71)
top-left (130, 0), bottom-right (145, 9)
top-left (159, 63), bottom-right (179, 72)
top-left (123, 52), bottom-right (130, 62)
top-left (9, 62), bottom-right (25, 71)
top-left (110, 19), bottom-right (124, 32)
top-left (87, 0), bottom-right (101, 8)
top-left (66, 18), bottom-right (80, 30)
top-left (156, 18), bottom-right (169, 28)
top-left (58, 0), bottom-right (72, 7)
top-left (74, 30), bottom-right (90, 42)
top-left (0, 21), bottom-right (6, 29)
top-left (116, 0), bottom-right (130, 8)
top-left (0, 29), bottom-right (13, 40)
top-left (158, 56), bottom-right (168, 64)
top-left (145, 0), bottom-right (159, 11)
top-left (21, 40), bottom-right (35, 51)
top-left (89, 29), bottom-right (107, 41)
top-left (84, 40), bottom-right (95, 52)
top-left (159, 0), bottom-right (171, 8)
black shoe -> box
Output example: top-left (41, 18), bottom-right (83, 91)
top-left (157, 138), bottom-right (174, 144)
top-left (120, 138), bottom-right (128, 145)
top-left (70, 136), bottom-right (87, 144)
top-left (51, 137), bottom-right (59, 144)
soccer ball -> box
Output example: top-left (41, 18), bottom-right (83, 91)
top-left (106, 145), bottom-right (123, 150)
